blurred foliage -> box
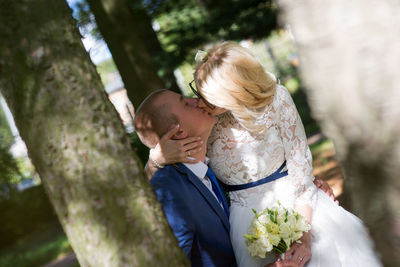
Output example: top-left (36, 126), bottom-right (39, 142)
top-left (75, 0), bottom-right (181, 92)
top-left (146, 0), bottom-right (278, 69)
top-left (128, 131), bottom-right (149, 167)
top-left (96, 57), bottom-right (118, 75)
top-left (0, 221), bottom-right (72, 267)
top-left (0, 146), bottom-right (20, 192)
top-left (178, 61), bottom-right (197, 96)
top-left (0, 104), bottom-right (13, 146)
top-left (0, 105), bottom-right (21, 197)
top-left (291, 88), bottom-right (320, 136)
top-left (15, 157), bottom-right (33, 179)
top-left (0, 185), bottom-right (58, 249)
top-left (252, 32), bottom-right (319, 135)
top-left (309, 138), bottom-right (334, 155)
top-left (74, 0), bottom-right (278, 70)
top-left (74, 0), bottom-right (102, 40)
top-left (96, 59), bottom-right (118, 85)
top-left (284, 77), bottom-right (300, 94)
top-left (250, 31), bottom-right (298, 81)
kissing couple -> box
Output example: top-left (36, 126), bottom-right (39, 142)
top-left (134, 42), bottom-right (382, 267)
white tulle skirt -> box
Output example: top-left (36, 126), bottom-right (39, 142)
top-left (229, 189), bottom-right (382, 267)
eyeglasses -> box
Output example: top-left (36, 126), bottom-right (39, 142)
top-left (189, 80), bottom-right (215, 110)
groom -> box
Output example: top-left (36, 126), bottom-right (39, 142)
top-left (134, 90), bottom-right (333, 267)
top-left (135, 89), bottom-right (236, 267)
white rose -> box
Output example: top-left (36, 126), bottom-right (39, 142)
top-left (259, 236), bottom-right (273, 252)
top-left (277, 212), bottom-right (286, 224)
top-left (258, 214), bottom-right (270, 224)
top-left (267, 222), bottom-right (280, 234)
top-left (295, 217), bottom-right (311, 232)
top-left (294, 231), bottom-right (303, 241)
top-left (268, 233), bottom-right (281, 246)
top-left (279, 222), bottom-right (292, 239)
top-left (287, 214), bottom-right (297, 229)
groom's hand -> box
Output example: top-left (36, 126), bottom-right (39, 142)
top-left (313, 178), bottom-right (338, 204)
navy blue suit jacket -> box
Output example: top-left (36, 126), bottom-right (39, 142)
top-left (151, 163), bottom-right (237, 267)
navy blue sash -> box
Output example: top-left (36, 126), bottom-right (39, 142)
top-left (222, 161), bottom-right (288, 192)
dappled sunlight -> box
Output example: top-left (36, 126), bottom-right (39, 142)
top-left (313, 159), bottom-right (344, 197)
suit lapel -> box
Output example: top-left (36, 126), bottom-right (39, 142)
top-left (174, 164), bottom-right (230, 232)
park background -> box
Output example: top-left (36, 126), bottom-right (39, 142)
top-left (0, 0), bottom-right (398, 266)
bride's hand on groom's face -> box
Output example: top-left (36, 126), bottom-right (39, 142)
top-left (153, 124), bottom-right (203, 164)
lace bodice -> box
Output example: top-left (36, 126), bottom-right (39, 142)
top-left (207, 85), bottom-right (317, 209)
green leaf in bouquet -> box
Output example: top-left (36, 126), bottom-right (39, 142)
top-left (269, 209), bottom-right (278, 224)
top-left (252, 208), bottom-right (258, 216)
top-left (269, 213), bottom-right (275, 223)
top-left (243, 234), bottom-right (258, 241)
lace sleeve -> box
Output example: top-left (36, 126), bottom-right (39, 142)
top-left (276, 86), bottom-right (317, 207)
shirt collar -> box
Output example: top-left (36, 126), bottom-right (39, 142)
top-left (183, 157), bottom-right (210, 179)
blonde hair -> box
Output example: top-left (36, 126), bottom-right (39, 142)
top-left (194, 42), bottom-right (277, 133)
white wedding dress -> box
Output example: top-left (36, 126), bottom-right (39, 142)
top-left (207, 85), bottom-right (382, 267)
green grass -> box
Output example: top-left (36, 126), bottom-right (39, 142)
top-left (0, 221), bottom-right (74, 267)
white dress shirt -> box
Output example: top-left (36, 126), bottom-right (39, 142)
top-left (183, 157), bottom-right (223, 207)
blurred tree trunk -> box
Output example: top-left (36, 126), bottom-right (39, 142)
top-left (126, 0), bottom-right (181, 93)
top-left (87, 0), bottom-right (180, 109)
top-left (279, 0), bottom-right (400, 266)
top-left (0, 0), bottom-right (189, 266)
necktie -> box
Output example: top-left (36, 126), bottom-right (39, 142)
top-left (206, 167), bottom-right (229, 218)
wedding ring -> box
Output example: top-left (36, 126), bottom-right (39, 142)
top-left (298, 256), bottom-right (304, 261)
top-left (187, 151), bottom-right (190, 156)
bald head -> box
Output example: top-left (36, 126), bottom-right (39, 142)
top-left (134, 90), bottom-right (179, 148)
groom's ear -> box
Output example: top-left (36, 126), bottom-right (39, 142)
top-left (166, 125), bottom-right (188, 140)
top-left (173, 129), bottom-right (188, 140)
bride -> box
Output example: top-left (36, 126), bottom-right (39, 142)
top-left (148, 42), bottom-right (381, 267)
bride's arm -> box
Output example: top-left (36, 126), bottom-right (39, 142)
top-left (276, 85), bottom-right (316, 265)
top-left (276, 85), bottom-right (317, 222)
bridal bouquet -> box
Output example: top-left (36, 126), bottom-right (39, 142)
top-left (243, 202), bottom-right (311, 259)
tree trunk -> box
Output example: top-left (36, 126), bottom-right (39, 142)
top-left (278, 0), bottom-right (400, 266)
top-left (127, 0), bottom-right (181, 93)
top-left (0, 0), bottom-right (189, 266)
top-left (87, 0), bottom-right (178, 109)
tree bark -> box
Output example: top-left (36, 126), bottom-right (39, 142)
top-left (0, 0), bottom-right (189, 266)
top-left (278, 0), bottom-right (400, 266)
top-left (87, 0), bottom-right (179, 109)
